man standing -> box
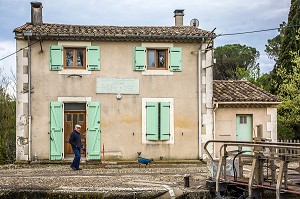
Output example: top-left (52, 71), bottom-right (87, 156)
top-left (69, 124), bottom-right (84, 170)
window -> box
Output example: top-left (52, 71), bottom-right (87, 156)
top-left (133, 47), bottom-right (182, 72)
top-left (147, 49), bottom-right (168, 70)
top-left (240, 116), bottom-right (247, 124)
top-left (66, 114), bottom-right (72, 121)
top-left (64, 48), bottom-right (86, 69)
top-left (50, 46), bottom-right (100, 71)
top-left (142, 98), bottom-right (174, 144)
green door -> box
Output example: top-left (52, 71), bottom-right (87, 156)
top-left (236, 115), bottom-right (252, 153)
top-left (87, 102), bottom-right (101, 160)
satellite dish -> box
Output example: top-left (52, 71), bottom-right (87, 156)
top-left (190, 18), bottom-right (199, 27)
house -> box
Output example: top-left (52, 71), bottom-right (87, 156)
top-left (212, 80), bottom-right (280, 158)
top-left (14, 2), bottom-right (216, 162)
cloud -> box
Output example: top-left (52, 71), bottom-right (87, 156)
top-left (0, 40), bottom-right (16, 76)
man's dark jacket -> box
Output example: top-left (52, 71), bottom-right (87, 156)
top-left (69, 130), bottom-right (82, 148)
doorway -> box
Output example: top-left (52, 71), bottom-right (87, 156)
top-left (236, 115), bottom-right (253, 153)
top-left (64, 103), bottom-right (86, 156)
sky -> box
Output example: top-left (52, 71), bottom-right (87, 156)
top-left (0, 0), bottom-right (291, 76)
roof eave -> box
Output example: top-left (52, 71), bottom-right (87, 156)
top-left (213, 101), bottom-right (281, 108)
top-left (14, 32), bottom-right (214, 42)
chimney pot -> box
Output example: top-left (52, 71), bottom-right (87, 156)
top-left (31, 2), bottom-right (43, 26)
top-left (174, 9), bottom-right (184, 26)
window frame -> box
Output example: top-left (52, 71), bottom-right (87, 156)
top-left (63, 47), bottom-right (86, 69)
top-left (142, 98), bottom-right (174, 144)
top-left (146, 49), bottom-right (168, 70)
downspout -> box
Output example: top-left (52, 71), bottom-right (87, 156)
top-left (27, 36), bottom-right (32, 162)
top-left (213, 102), bottom-right (218, 158)
top-left (198, 39), bottom-right (204, 160)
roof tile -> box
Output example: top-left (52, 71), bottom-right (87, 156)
top-left (14, 23), bottom-right (214, 42)
top-left (213, 80), bottom-right (280, 103)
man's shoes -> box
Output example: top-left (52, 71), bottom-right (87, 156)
top-left (70, 166), bottom-right (76, 170)
top-left (76, 168), bottom-right (82, 170)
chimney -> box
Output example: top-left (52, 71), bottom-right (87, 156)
top-left (31, 2), bottom-right (43, 25)
top-left (174, 9), bottom-right (184, 26)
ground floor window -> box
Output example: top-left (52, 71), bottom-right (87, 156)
top-left (142, 98), bottom-right (174, 144)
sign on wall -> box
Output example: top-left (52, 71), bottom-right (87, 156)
top-left (96, 77), bottom-right (139, 94)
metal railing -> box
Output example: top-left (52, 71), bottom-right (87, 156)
top-left (204, 140), bottom-right (300, 199)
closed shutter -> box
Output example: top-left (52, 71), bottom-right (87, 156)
top-left (169, 47), bottom-right (182, 71)
top-left (160, 102), bottom-right (170, 140)
top-left (146, 102), bottom-right (159, 140)
top-left (87, 101), bottom-right (101, 160)
top-left (133, 47), bottom-right (146, 71)
top-left (49, 102), bottom-right (63, 160)
top-left (50, 46), bottom-right (63, 71)
top-left (87, 46), bottom-right (100, 71)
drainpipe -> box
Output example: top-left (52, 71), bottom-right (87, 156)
top-left (27, 36), bottom-right (32, 162)
top-left (213, 102), bottom-right (218, 158)
top-left (198, 39), bottom-right (204, 160)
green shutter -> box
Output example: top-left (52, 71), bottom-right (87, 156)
top-left (87, 101), bottom-right (101, 160)
top-left (50, 102), bottom-right (63, 160)
top-left (50, 46), bottom-right (63, 71)
top-left (87, 46), bottom-right (100, 71)
top-left (133, 47), bottom-right (146, 71)
top-left (169, 47), bottom-right (182, 71)
top-left (146, 102), bottom-right (159, 140)
top-left (160, 102), bottom-right (170, 140)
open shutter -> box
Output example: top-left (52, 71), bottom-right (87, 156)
top-left (133, 47), bottom-right (146, 71)
top-left (160, 102), bottom-right (170, 140)
top-left (87, 101), bottom-right (101, 160)
top-left (169, 47), bottom-right (182, 71)
top-left (50, 46), bottom-right (63, 71)
top-left (146, 102), bottom-right (159, 140)
top-left (50, 102), bottom-right (63, 160)
top-left (87, 46), bottom-right (100, 71)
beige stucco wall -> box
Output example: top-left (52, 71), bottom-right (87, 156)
top-left (16, 39), bottom-right (211, 161)
top-left (213, 106), bottom-right (277, 158)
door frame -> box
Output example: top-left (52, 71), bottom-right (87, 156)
top-left (64, 110), bottom-right (86, 156)
top-left (58, 97), bottom-right (91, 159)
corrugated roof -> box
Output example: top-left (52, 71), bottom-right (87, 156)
top-left (213, 80), bottom-right (280, 103)
top-left (14, 23), bottom-right (214, 42)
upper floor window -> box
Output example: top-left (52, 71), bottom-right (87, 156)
top-left (133, 47), bottom-right (182, 72)
top-left (50, 45), bottom-right (100, 71)
top-left (147, 49), bottom-right (168, 70)
top-left (64, 48), bottom-right (86, 69)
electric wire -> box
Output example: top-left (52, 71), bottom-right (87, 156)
top-left (0, 40), bottom-right (39, 62)
top-left (217, 24), bottom-right (300, 37)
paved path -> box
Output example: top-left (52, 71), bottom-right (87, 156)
top-left (0, 162), bottom-right (209, 198)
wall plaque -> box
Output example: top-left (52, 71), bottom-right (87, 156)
top-left (96, 77), bottom-right (139, 94)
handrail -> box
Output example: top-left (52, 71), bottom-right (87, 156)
top-left (204, 140), bottom-right (300, 161)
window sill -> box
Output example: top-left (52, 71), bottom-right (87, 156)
top-left (142, 70), bottom-right (173, 76)
top-left (144, 139), bottom-right (174, 145)
top-left (58, 70), bottom-right (91, 75)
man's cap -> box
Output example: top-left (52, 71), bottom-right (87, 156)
top-left (75, 124), bottom-right (81, 128)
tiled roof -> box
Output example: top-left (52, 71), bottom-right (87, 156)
top-left (213, 80), bottom-right (280, 103)
top-left (14, 23), bottom-right (214, 42)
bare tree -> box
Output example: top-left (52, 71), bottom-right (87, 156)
top-left (0, 67), bottom-right (16, 163)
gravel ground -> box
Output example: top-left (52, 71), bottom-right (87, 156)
top-left (0, 162), bottom-right (209, 198)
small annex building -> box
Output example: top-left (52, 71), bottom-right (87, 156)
top-left (212, 80), bottom-right (281, 158)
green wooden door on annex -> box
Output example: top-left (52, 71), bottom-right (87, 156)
top-left (236, 115), bottom-right (253, 153)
